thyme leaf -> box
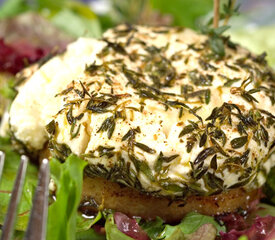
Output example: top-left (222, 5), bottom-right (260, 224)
top-left (154, 152), bottom-right (179, 173)
top-left (194, 147), bottom-right (216, 165)
top-left (46, 120), bottom-right (56, 135)
top-left (186, 134), bottom-right (197, 153)
top-left (103, 39), bottom-right (127, 55)
top-left (209, 37), bottom-right (225, 58)
top-left (179, 123), bottom-right (198, 138)
top-left (230, 136), bottom-right (248, 149)
top-left (204, 172), bottom-right (224, 190)
top-left (70, 123), bottom-right (81, 139)
top-left (97, 146), bottom-right (115, 158)
top-left (66, 106), bottom-right (75, 125)
top-left (210, 154), bottom-right (217, 170)
top-left (199, 132), bottom-right (207, 147)
top-left (134, 142), bottom-right (156, 154)
top-left (188, 70), bottom-right (213, 86)
top-left (97, 116), bottom-right (116, 139)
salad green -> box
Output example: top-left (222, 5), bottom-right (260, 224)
top-left (138, 212), bottom-right (225, 240)
top-left (230, 26), bottom-right (275, 69)
top-left (47, 155), bottom-right (87, 240)
top-left (0, 135), bottom-right (275, 239)
top-left (0, 0), bottom-right (214, 38)
top-left (0, 137), bottom-right (37, 232)
top-left (0, 138), bottom-right (99, 239)
top-left (0, 137), bottom-right (225, 239)
top-left (0, 0), bottom-right (101, 38)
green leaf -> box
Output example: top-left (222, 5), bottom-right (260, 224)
top-left (256, 203), bottom-right (275, 217)
top-left (36, 0), bottom-right (67, 11)
top-left (76, 211), bottom-right (103, 232)
top-left (0, 0), bottom-right (102, 38)
top-left (0, 230), bottom-right (25, 239)
top-left (0, 0), bottom-right (28, 19)
top-left (179, 212), bottom-right (225, 236)
top-left (140, 217), bottom-right (165, 239)
top-left (230, 136), bottom-right (248, 149)
top-left (209, 37), bottom-right (225, 57)
top-left (0, 77), bottom-right (17, 100)
top-left (46, 155), bottom-right (87, 240)
top-left (105, 214), bottom-right (133, 240)
top-left (213, 25), bottom-right (230, 36)
top-left (229, 25), bottom-right (275, 68)
top-left (149, 0), bottom-right (213, 29)
top-left (161, 225), bottom-right (185, 240)
top-left (141, 217), bottom-right (185, 240)
top-left (238, 236), bottom-right (248, 240)
top-left (0, 137), bottom-right (38, 231)
top-left (76, 228), bottom-right (105, 240)
top-left (141, 212), bottom-right (224, 239)
top-left (0, 139), bottom-right (97, 238)
top-left (161, 224), bottom-right (186, 240)
top-left (51, 8), bottom-right (101, 38)
top-left (67, 1), bottom-right (98, 20)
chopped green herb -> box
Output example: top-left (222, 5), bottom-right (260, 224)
top-left (134, 142), bottom-right (156, 154)
top-left (46, 120), bottom-right (56, 135)
top-left (230, 136), bottom-right (248, 149)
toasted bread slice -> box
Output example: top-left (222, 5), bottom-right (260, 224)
top-left (81, 176), bottom-right (260, 222)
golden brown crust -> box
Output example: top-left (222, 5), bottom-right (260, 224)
top-left (81, 176), bottom-right (261, 222)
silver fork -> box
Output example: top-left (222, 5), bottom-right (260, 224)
top-left (0, 151), bottom-right (50, 240)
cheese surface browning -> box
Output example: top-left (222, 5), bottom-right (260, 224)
top-left (10, 25), bottom-right (275, 197)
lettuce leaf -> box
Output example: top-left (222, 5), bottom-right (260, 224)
top-left (0, 137), bottom-right (38, 231)
top-left (256, 203), bottom-right (275, 218)
top-left (229, 25), bottom-right (275, 68)
top-left (149, 0), bottom-right (213, 29)
top-left (0, 139), bottom-right (99, 239)
top-left (0, 0), bottom-right (28, 19)
top-left (51, 8), bottom-right (101, 38)
top-left (0, 75), bottom-right (16, 100)
top-left (0, 0), bottom-right (101, 38)
top-left (105, 214), bottom-right (134, 240)
top-left (138, 212), bottom-right (225, 240)
top-left (160, 225), bottom-right (185, 240)
top-left (179, 212), bottom-right (225, 235)
top-left (76, 228), bottom-right (105, 240)
top-left (140, 217), bottom-right (164, 239)
top-left (46, 155), bottom-right (87, 240)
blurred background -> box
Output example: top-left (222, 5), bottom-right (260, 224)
top-left (0, 0), bottom-right (275, 67)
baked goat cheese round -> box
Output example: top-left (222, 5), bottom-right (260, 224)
top-left (9, 25), bottom-right (275, 204)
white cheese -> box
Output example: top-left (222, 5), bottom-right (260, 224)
top-left (9, 38), bottom-right (106, 150)
top-left (9, 25), bottom-right (275, 196)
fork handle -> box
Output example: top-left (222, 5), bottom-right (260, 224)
top-left (24, 159), bottom-right (50, 240)
top-left (1, 156), bottom-right (28, 240)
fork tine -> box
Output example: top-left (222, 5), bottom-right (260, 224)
top-left (24, 159), bottom-right (50, 240)
top-left (0, 151), bottom-right (5, 181)
top-left (1, 155), bottom-right (28, 240)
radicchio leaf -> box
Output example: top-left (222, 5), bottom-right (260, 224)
top-left (220, 216), bottom-right (275, 240)
top-left (216, 212), bottom-right (248, 231)
top-left (114, 212), bottom-right (149, 240)
top-left (0, 39), bottom-right (49, 74)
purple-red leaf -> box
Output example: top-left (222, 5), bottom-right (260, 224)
top-left (114, 212), bottom-right (149, 240)
top-left (220, 216), bottom-right (275, 240)
top-left (0, 39), bottom-right (49, 74)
